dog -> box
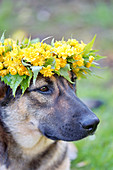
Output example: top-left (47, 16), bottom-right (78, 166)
top-left (0, 73), bottom-right (99, 170)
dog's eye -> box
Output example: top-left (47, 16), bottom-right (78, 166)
top-left (27, 85), bottom-right (52, 94)
top-left (39, 86), bottom-right (49, 92)
top-left (72, 75), bottom-right (77, 82)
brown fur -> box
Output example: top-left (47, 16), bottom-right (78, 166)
top-left (0, 74), bottom-right (99, 170)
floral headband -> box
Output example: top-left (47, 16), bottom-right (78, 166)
top-left (0, 33), bottom-right (104, 96)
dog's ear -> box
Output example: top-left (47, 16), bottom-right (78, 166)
top-left (0, 81), bottom-right (7, 101)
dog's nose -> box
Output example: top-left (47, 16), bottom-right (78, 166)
top-left (81, 117), bottom-right (100, 133)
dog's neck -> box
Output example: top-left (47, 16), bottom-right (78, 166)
top-left (0, 122), bottom-right (68, 170)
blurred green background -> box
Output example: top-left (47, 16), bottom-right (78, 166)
top-left (0, 0), bottom-right (113, 169)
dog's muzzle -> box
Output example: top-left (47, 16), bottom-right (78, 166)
top-left (38, 94), bottom-right (100, 142)
top-left (39, 115), bottom-right (100, 142)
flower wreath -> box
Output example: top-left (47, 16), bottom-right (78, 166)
top-left (0, 33), bottom-right (104, 96)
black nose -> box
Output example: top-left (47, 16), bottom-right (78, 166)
top-left (81, 117), bottom-right (100, 133)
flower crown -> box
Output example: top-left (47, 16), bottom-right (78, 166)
top-left (0, 33), bottom-right (104, 96)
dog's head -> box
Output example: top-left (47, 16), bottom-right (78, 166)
top-left (0, 74), bottom-right (99, 148)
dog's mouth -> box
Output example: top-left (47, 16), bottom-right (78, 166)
top-left (44, 131), bottom-right (94, 142)
top-left (44, 134), bottom-right (60, 141)
top-left (39, 124), bottom-right (98, 142)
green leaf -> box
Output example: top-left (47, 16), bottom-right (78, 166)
top-left (91, 64), bottom-right (101, 69)
top-left (1, 74), bottom-right (27, 96)
top-left (51, 38), bottom-right (55, 47)
top-left (27, 68), bottom-right (33, 85)
top-left (22, 38), bottom-right (29, 44)
top-left (91, 72), bottom-right (103, 79)
top-left (54, 70), bottom-right (60, 76)
top-left (1, 73), bottom-right (33, 96)
top-left (20, 69), bottom-right (33, 94)
top-left (83, 35), bottom-right (96, 56)
top-left (95, 55), bottom-right (106, 61)
top-left (31, 38), bottom-right (40, 44)
top-left (30, 66), bottom-right (42, 85)
top-left (44, 57), bottom-right (55, 68)
top-left (0, 31), bottom-right (5, 43)
top-left (66, 63), bottom-right (71, 71)
top-left (10, 74), bottom-right (25, 96)
top-left (76, 66), bottom-right (90, 70)
top-left (28, 36), bottom-right (31, 46)
top-left (67, 57), bottom-right (75, 63)
top-left (16, 39), bottom-right (19, 45)
top-left (62, 37), bottom-right (64, 42)
top-left (77, 71), bottom-right (87, 79)
top-left (92, 61), bottom-right (100, 66)
top-left (5, 45), bottom-right (13, 53)
top-left (57, 64), bottom-right (74, 84)
top-left (20, 76), bottom-right (29, 94)
top-left (81, 68), bottom-right (92, 75)
top-left (41, 36), bottom-right (53, 43)
top-left (0, 74), bottom-right (12, 85)
top-left (22, 59), bottom-right (31, 67)
top-left (20, 38), bottom-right (31, 49)
top-left (90, 49), bottom-right (99, 53)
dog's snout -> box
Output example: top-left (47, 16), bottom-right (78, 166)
top-left (81, 117), bottom-right (100, 133)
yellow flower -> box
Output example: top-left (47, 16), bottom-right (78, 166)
top-left (73, 54), bottom-right (82, 60)
top-left (53, 44), bottom-right (72, 59)
top-left (0, 69), bottom-right (9, 77)
top-left (73, 62), bottom-right (80, 74)
top-left (81, 41), bottom-right (86, 48)
top-left (60, 58), bottom-right (67, 68)
top-left (55, 58), bottom-right (61, 71)
top-left (24, 70), bottom-right (30, 76)
top-left (4, 38), bottom-right (15, 46)
top-left (55, 58), bottom-right (67, 71)
top-left (0, 36), bottom-right (97, 80)
top-left (0, 46), bottom-right (5, 55)
top-left (54, 41), bottom-right (63, 48)
top-left (73, 68), bottom-right (79, 73)
top-left (68, 39), bottom-right (79, 46)
top-left (86, 62), bottom-right (91, 68)
top-left (89, 56), bottom-right (94, 63)
top-left (43, 50), bottom-right (51, 59)
top-left (0, 62), bottom-right (3, 70)
top-left (22, 47), bottom-right (46, 66)
top-left (40, 65), bottom-right (54, 77)
top-left (8, 67), bottom-right (17, 75)
top-left (17, 65), bottom-right (29, 76)
top-left (66, 47), bottom-right (75, 56)
top-left (83, 70), bottom-right (88, 74)
top-left (76, 58), bottom-right (84, 67)
top-left (0, 56), bottom-right (4, 62)
top-left (3, 53), bottom-right (12, 67)
top-left (32, 58), bottom-right (45, 66)
top-left (73, 62), bottom-right (77, 68)
top-left (41, 43), bottom-right (52, 51)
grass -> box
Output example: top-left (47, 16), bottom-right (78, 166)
top-left (71, 69), bottom-right (113, 170)
top-left (0, 0), bottom-right (113, 50)
top-left (81, 2), bottom-right (113, 28)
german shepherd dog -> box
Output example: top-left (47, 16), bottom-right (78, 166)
top-left (0, 73), bottom-right (99, 170)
